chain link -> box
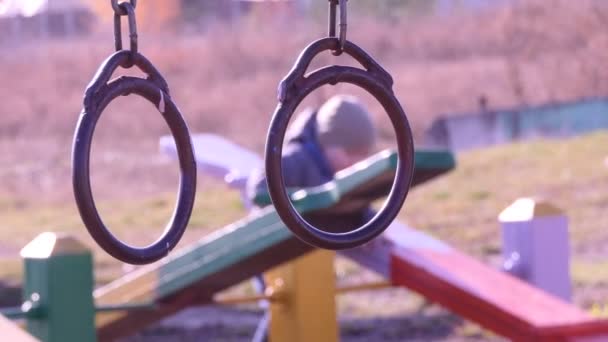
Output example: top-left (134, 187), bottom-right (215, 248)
top-left (112, 1), bottom-right (138, 66)
top-left (111, 0), bottom-right (137, 16)
top-left (328, 0), bottom-right (347, 56)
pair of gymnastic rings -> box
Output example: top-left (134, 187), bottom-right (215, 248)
top-left (72, 0), bottom-right (415, 265)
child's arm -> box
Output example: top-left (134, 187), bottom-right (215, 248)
top-left (246, 150), bottom-right (312, 207)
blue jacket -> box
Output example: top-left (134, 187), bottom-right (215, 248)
top-left (247, 108), bottom-right (335, 199)
top-left (247, 108), bottom-right (374, 233)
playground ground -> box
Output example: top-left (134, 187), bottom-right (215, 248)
top-left (124, 305), bottom-right (505, 341)
top-left (0, 0), bottom-right (607, 340)
top-left (0, 132), bottom-right (607, 341)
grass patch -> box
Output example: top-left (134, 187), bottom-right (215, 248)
top-left (572, 260), bottom-right (608, 286)
top-left (0, 184), bottom-right (245, 286)
top-left (403, 132), bottom-right (608, 256)
top-left (0, 259), bottom-right (22, 284)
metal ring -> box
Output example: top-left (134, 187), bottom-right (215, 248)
top-left (73, 51), bottom-right (197, 265)
top-left (113, 2), bottom-right (138, 66)
top-left (266, 38), bottom-right (415, 250)
top-left (111, 0), bottom-right (137, 15)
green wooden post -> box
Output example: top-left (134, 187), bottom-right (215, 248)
top-left (20, 233), bottom-right (96, 342)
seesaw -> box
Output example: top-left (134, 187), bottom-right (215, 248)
top-left (93, 148), bottom-right (452, 340)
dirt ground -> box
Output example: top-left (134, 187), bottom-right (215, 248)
top-left (123, 306), bottom-right (506, 342)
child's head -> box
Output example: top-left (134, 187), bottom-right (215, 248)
top-left (316, 95), bottom-right (377, 172)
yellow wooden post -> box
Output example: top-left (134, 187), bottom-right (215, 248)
top-left (264, 250), bottom-right (339, 342)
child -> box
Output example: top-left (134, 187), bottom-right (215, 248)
top-left (247, 94), bottom-right (377, 200)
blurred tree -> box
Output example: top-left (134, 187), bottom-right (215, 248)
top-left (180, 0), bottom-right (240, 28)
top-left (91, 0), bottom-right (180, 31)
top-left (354, 0), bottom-right (438, 18)
top-left (306, 0), bottom-right (439, 22)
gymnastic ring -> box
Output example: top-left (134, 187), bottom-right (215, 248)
top-left (265, 37), bottom-right (414, 250)
top-left (73, 50), bottom-right (196, 264)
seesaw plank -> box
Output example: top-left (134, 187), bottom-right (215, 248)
top-left (390, 243), bottom-right (608, 341)
top-left (341, 219), bottom-right (608, 341)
